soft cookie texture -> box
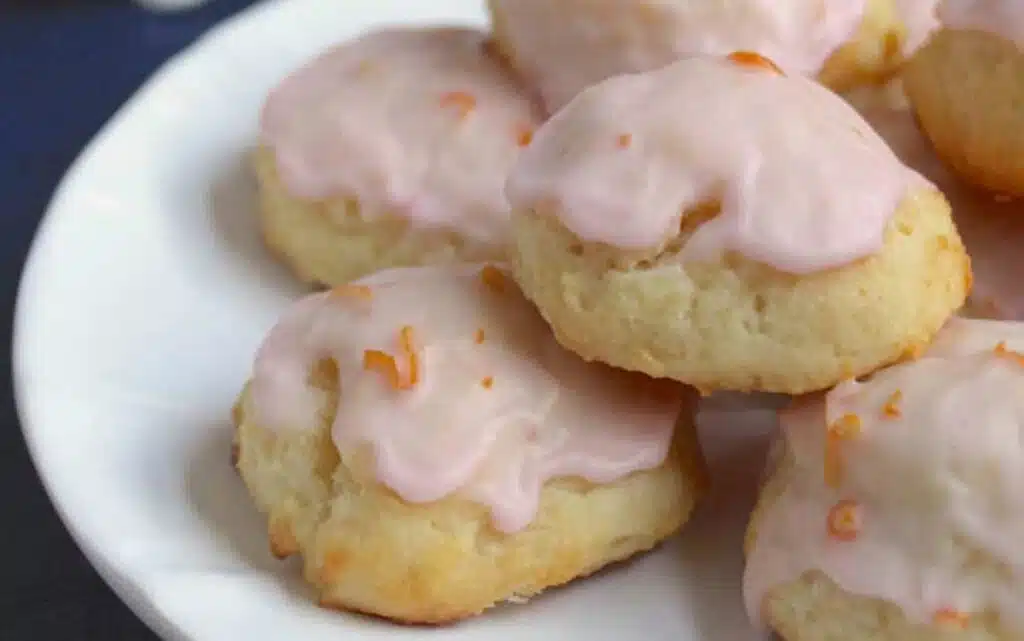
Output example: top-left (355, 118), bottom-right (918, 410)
top-left (256, 27), bottom-right (544, 287)
top-left (744, 317), bottom-right (1024, 641)
top-left (234, 264), bottom-right (708, 623)
top-left (506, 55), bottom-right (970, 395)
top-left (852, 84), bottom-right (1024, 321)
top-left (904, 0), bottom-right (1024, 197)
top-left (487, 0), bottom-right (934, 113)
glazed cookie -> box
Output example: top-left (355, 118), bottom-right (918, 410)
top-left (506, 54), bottom-right (970, 395)
top-left (904, 0), bottom-right (1024, 197)
top-left (256, 27), bottom-right (544, 287)
top-left (487, 0), bottom-right (936, 113)
top-left (854, 92), bottom-right (1024, 321)
top-left (744, 316), bottom-right (1024, 640)
top-left (234, 264), bottom-right (708, 623)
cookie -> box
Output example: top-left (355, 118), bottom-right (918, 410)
top-left (234, 264), bottom-right (708, 623)
top-left (904, 1), bottom-right (1024, 197)
top-left (506, 54), bottom-right (969, 395)
top-left (744, 316), bottom-right (1024, 640)
top-left (487, 0), bottom-right (933, 113)
top-left (256, 27), bottom-right (543, 287)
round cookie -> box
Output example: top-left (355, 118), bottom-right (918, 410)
top-left (487, 0), bottom-right (933, 113)
top-left (852, 90), bottom-right (1024, 321)
top-left (234, 264), bottom-right (708, 623)
top-left (505, 54), bottom-right (970, 395)
top-left (744, 316), bottom-right (1024, 640)
top-left (904, 0), bottom-right (1024, 197)
top-left (256, 27), bottom-right (544, 287)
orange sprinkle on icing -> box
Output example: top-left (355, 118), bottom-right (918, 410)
top-left (516, 126), bottom-right (534, 147)
top-left (440, 91), bottom-right (477, 118)
top-left (617, 133), bottom-right (632, 149)
top-left (727, 51), bottom-right (784, 75)
top-left (933, 609), bottom-right (971, 629)
top-left (826, 500), bottom-right (862, 542)
top-left (824, 414), bottom-right (861, 488)
top-left (399, 326), bottom-right (420, 389)
top-left (994, 341), bottom-right (1024, 366)
top-left (883, 390), bottom-right (903, 418)
top-left (481, 376), bottom-right (495, 389)
top-left (824, 440), bottom-right (843, 489)
top-left (829, 414), bottom-right (862, 440)
top-left (363, 350), bottom-right (402, 389)
top-left (480, 265), bottom-right (506, 293)
top-left (329, 284), bottom-right (372, 300)
top-left (474, 328), bottom-right (486, 344)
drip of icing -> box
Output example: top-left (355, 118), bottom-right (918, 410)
top-left (249, 265), bottom-right (681, 533)
top-left (506, 56), bottom-right (923, 275)
top-left (260, 27), bottom-right (543, 245)
top-left (854, 93), bottom-right (1024, 321)
top-left (490, 0), bottom-right (868, 111)
top-left (743, 318), bottom-right (1024, 632)
top-left (940, 0), bottom-right (1024, 48)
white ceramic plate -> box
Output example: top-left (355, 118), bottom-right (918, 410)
top-left (13, 1), bottom-right (777, 639)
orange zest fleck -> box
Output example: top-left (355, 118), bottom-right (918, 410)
top-left (826, 499), bottom-right (862, 542)
top-left (516, 126), bottom-right (534, 147)
top-left (824, 414), bottom-right (861, 488)
top-left (616, 133), bottom-right (632, 149)
top-left (994, 341), bottom-right (1024, 366)
top-left (883, 390), bottom-right (903, 418)
top-left (933, 609), bottom-right (971, 629)
top-left (363, 350), bottom-right (402, 389)
top-left (481, 376), bottom-right (495, 389)
top-left (829, 414), bottom-right (862, 439)
top-left (329, 284), bottom-right (372, 300)
top-left (399, 326), bottom-right (420, 388)
top-left (440, 91), bottom-right (477, 118)
top-left (480, 265), bottom-right (507, 293)
top-left (474, 328), bottom-right (486, 344)
top-left (727, 51), bottom-right (784, 75)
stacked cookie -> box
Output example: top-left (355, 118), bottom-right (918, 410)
top-left (235, 0), bottom-right (1024, 636)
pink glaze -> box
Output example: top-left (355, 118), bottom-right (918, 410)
top-left (260, 27), bottom-right (543, 246)
top-left (506, 56), bottom-right (923, 275)
top-left (894, 0), bottom-right (942, 53)
top-left (743, 318), bottom-right (1024, 632)
top-left (940, 0), bottom-right (1024, 48)
top-left (490, 0), bottom-right (868, 112)
top-left (855, 95), bottom-right (1024, 321)
top-left (248, 264), bottom-right (682, 533)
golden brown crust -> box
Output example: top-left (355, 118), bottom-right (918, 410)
top-left (905, 29), bottom-right (1024, 198)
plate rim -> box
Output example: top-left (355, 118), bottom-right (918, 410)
top-left (11, 1), bottom-right (298, 639)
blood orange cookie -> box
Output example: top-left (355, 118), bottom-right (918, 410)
top-left (505, 54), bottom-right (969, 395)
top-left (904, 0), bottom-right (1024, 197)
top-left (233, 264), bottom-right (708, 623)
top-left (744, 316), bottom-right (1024, 640)
top-left (256, 27), bottom-right (544, 287)
top-left (487, 0), bottom-right (936, 113)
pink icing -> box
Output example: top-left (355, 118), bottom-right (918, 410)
top-left (490, 0), bottom-right (868, 112)
top-left (505, 56), bottom-right (923, 275)
top-left (744, 317), bottom-right (1024, 631)
top-left (939, 0), bottom-right (1024, 48)
top-left (894, 0), bottom-right (942, 52)
top-left (854, 94), bottom-right (1024, 321)
top-left (248, 264), bottom-right (682, 533)
top-left (260, 27), bottom-right (543, 246)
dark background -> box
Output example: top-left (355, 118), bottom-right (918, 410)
top-left (2, 1), bottom-right (255, 638)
